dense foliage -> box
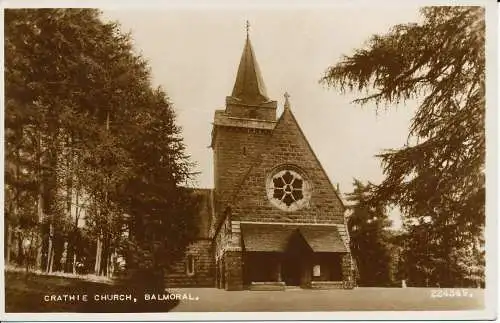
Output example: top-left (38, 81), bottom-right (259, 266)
top-left (5, 9), bottom-right (198, 286)
top-left (322, 7), bottom-right (485, 286)
top-left (346, 180), bottom-right (393, 286)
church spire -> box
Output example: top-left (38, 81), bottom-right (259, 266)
top-left (231, 21), bottom-right (269, 104)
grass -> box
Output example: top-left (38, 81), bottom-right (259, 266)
top-left (5, 270), bottom-right (179, 313)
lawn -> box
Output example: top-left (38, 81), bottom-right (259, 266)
top-left (5, 270), bottom-right (179, 313)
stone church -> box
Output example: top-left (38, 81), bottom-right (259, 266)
top-left (165, 31), bottom-right (354, 291)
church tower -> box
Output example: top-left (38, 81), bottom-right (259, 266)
top-left (211, 23), bottom-right (354, 291)
top-left (167, 22), bottom-right (354, 291)
top-left (211, 26), bottom-right (277, 223)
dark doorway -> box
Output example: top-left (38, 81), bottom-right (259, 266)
top-left (282, 229), bottom-right (312, 286)
top-left (244, 252), bottom-right (280, 284)
top-left (282, 251), bottom-right (301, 286)
top-left (311, 252), bottom-right (343, 281)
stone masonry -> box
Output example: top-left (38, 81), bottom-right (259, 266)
top-left (166, 30), bottom-right (354, 290)
top-left (165, 239), bottom-right (215, 288)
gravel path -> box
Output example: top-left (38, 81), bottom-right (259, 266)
top-left (170, 287), bottom-right (485, 312)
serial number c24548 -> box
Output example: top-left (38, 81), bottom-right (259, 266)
top-left (430, 289), bottom-right (473, 298)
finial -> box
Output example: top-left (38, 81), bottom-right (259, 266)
top-left (284, 92), bottom-right (291, 109)
top-left (246, 20), bottom-right (250, 38)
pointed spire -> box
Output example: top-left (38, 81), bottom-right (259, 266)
top-left (231, 21), bottom-right (269, 104)
top-left (284, 92), bottom-right (291, 110)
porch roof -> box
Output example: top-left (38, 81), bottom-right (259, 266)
top-left (240, 223), bottom-right (348, 253)
top-left (241, 223), bottom-right (292, 252)
top-left (299, 226), bottom-right (347, 253)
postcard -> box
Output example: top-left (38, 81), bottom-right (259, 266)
top-left (1, 0), bottom-right (497, 321)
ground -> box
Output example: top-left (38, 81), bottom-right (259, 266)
top-left (4, 271), bottom-right (178, 313)
top-left (5, 271), bottom-right (484, 313)
top-left (170, 287), bottom-right (485, 312)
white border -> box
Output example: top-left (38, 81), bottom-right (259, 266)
top-left (0, 0), bottom-right (497, 321)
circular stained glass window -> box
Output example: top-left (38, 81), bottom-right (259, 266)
top-left (266, 168), bottom-right (311, 211)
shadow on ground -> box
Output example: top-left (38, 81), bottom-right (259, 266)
top-left (5, 271), bottom-right (178, 313)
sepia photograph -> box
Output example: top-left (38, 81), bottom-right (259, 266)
top-left (1, 0), bottom-right (496, 321)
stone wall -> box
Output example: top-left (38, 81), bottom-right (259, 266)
top-left (165, 239), bottom-right (215, 287)
top-left (224, 251), bottom-right (243, 290)
top-left (230, 108), bottom-right (345, 225)
top-left (214, 215), bottom-right (242, 262)
top-left (341, 253), bottom-right (355, 289)
top-left (210, 86), bottom-right (353, 291)
top-left (225, 99), bottom-right (277, 121)
top-left (213, 125), bottom-right (271, 215)
top-left (213, 213), bottom-right (245, 290)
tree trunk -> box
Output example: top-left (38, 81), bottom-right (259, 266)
top-left (73, 253), bottom-right (77, 274)
top-left (61, 241), bottom-right (68, 272)
top-left (6, 202), bottom-right (20, 267)
top-left (71, 180), bottom-right (81, 274)
top-left (103, 233), bottom-right (113, 277)
top-left (6, 147), bottom-right (20, 266)
top-left (46, 223), bottom-right (54, 273)
top-left (39, 112), bottom-right (60, 274)
top-left (101, 237), bottom-right (108, 276)
top-left (49, 248), bottom-right (55, 273)
top-left (108, 251), bottom-right (116, 278)
top-left (71, 230), bottom-right (78, 275)
top-left (36, 187), bottom-right (44, 270)
top-left (94, 233), bottom-right (102, 275)
top-left (6, 223), bottom-right (13, 265)
top-left (17, 234), bottom-right (23, 266)
top-left (36, 134), bottom-right (45, 271)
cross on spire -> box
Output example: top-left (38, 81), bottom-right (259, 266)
top-left (284, 92), bottom-right (291, 109)
top-left (231, 20), bottom-right (269, 103)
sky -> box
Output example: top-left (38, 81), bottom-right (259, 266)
top-left (102, 5), bottom-right (424, 229)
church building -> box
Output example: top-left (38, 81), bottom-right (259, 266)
top-left (165, 29), bottom-right (354, 291)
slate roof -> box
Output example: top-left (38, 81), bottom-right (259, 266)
top-left (240, 223), bottom-right (347, 253)
top-left (230, 35), bottom-right (269, 104)
top-left (241, 223), bottom-right (292, 252)
top-left (299, 226), bottom-right (347, 252)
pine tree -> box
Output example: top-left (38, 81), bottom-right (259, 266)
top-left (321, 6), bottom-right (485, 285)
top-left (346, 179), bottom-right (393, 286)
top-left (5, 9), bottom-right (198, 284)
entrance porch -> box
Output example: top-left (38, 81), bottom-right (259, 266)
top-left (243, 251), bottom-right (345, 290)
top-left (240, 223), bottom-right (353, 290)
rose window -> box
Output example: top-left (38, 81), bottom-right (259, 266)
top-left (266, 168), bottom-right (310, 211)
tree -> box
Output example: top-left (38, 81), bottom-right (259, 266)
top-left (397, 218), bottom-right (484, 287)
top-left (116, 88), bottom-right (200, 289)
top-left (5, 9), bottom-right (198, 283)
top-left (5, 8), bottom-right (137, 273)
top-left (321, 7), bottom-right (485, 284)
top-left (346, 179), bottom-right (393, 286)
